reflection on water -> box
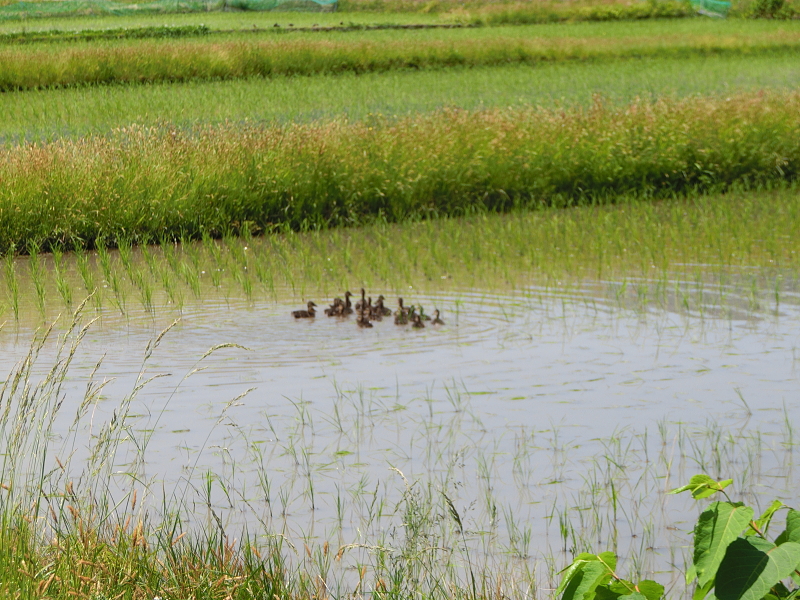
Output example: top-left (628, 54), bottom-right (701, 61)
top-left (0, 276), bottom-right (798, 593)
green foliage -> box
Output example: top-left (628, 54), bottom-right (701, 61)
top-left (557, 475), bottom-right (800, 600)
top-left (2, 90), bottom-right (800, 254)
top-left (0, 23), bottom-right (799, 92)
top-left (745, 0), bottom-right (797, 18)
top-left (0, 24), bottom-right (210, 45)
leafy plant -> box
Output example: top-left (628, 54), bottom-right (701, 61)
top-left (556, 474), bottom-right (800, 600)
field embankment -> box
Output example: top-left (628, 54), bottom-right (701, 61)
top-left (0, 90), bottom-right (797, 253)
top-left (2, 23), bottom-right (800, 90)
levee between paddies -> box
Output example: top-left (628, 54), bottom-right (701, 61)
top-left (2, 23), bottom-right (800, 90)
top-left (0, 90), bottom-right (798, 253)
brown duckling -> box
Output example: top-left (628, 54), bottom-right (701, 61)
top-left (394, 308), bottom-right (408, 325)
top-left (355, 288), bottom-right (367, 312)
top-left (292, 301), bottom-right (317, 318)
top-left (374, 295), bottom-right (392, 317)
top-left (324, 297), bottom-right (343, 317)
top-left (342, 290), bottom-right (354, 315)
top-left (431, 309), bottom-right (444, 325)
top-left (356, 307), bottom-right (373, 328)
top-left (397, 297), bottom-right (408, 316)
top-left (411, 314), bottom-right (425, 329)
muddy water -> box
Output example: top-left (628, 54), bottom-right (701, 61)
top-left (1, 276), bottom-right (799, 591)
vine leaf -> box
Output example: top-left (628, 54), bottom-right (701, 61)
top-left (671, 474), bottom-right (734, 500)
top-left (715, 537), bottom-right (800, 600)
top-left (746, 500), bottom-right (785, 537)
top-left (693, 501), bottom-right (754, 588)
top-left (775, 509), bottom-right (800, 545)
top-left (556, 552), bottom-right (616, 600)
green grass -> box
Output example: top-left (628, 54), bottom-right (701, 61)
top-left (3, 52), bottom-right (800, 142)
top-left (0, 90), bottom-right (799, 254)
top-left (0, 19), bottom-right (799, 91)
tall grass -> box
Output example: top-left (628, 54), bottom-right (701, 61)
top-left (0, 91), bottom-right (799, 253)
top-left (2, 22), bottom-right (800, 90)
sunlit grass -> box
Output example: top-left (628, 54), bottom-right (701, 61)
top-left (0, 91), bottom-right (798, 254)
top-left (1, 20), bottom-right (799, 90)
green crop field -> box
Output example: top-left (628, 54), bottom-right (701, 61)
top-left (1, 4), bottom-right (800, 600)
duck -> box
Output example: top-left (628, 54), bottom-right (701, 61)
top-left (431, 309), bottom-right (444, 325)
top-left (292, 301), bottom-right (316, 318)
top-left (324, 297), bottom-right (343, 317)
top-left (342, 291), bottom-right (354, 315)
top-left (356, 307), bottom-right (373, 328)
top-left (355, 288), bottom-right (367, 312)
top-left (411, 314), bottom-right (425, 329)
top-left (374, 295), bottom-right (392, 317)
top-left (397, 297), bottom-right (409, 316)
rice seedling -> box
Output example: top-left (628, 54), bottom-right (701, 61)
top-left (26, 243), bottom-right (47, 317)
top-left (52, 245), bottom-right (73, 307)
top-left (2, 249), bottom-right (19, 320)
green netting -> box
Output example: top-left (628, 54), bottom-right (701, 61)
top-left (0, 0), bottom-right (336, 20)
top-left (690, 0), bottom-right (731, 16)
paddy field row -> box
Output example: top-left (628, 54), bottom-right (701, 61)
top-left (1, 19), bottom-right (800, 90)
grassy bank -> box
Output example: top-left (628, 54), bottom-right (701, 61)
top-left (0, 91), bottom-right (798, 253)
top-left (2, 20), bottom-right (800, 90)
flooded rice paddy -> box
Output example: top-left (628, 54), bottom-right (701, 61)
top-left (1, 247), bottom-right (799, 596)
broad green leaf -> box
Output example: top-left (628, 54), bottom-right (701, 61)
top-left (556, 553), bottom-right (616, 600)
top-left (637, 580), bottom-right (665, 600)
top-left (746, 500), bottom-right (785, 537)
top-left (686, 563), bottom-right (698, 585)
top-left (671, 475), bottom-right (734, 500)
top-left (776, 510), bottom-right (800, 546)
top-left (594, 585), bottom-right (623, 600)
top-left (715, 538), bottom-right (800, 600)
top-left (693, 577), bottom-right (715, 600)
top-left (694, 502), bottom-right (755, 587)
top-left (617, 594), bottom-right (648, 600)
top-left (608, 580), bottom-right (638, 596)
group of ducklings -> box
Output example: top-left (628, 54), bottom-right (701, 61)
top-left (292, 288), bottom-right (444, 329)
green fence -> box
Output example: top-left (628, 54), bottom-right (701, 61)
top-left (0, 0), bottom-right (336, 21)
top-left (690, 0), bottom-right (731, 16)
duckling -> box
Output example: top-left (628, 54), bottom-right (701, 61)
top-left (431, 309), bottom-right (444, 325)
top-left (292, 301), bottom-right (317, 318)
top-left (355, 288), bottom-right (367, 312)
top-left (342, 290), bottom-right (354, 315)
top-left (394, 307), bottom-right (408, 325)
top-left (397, 297), bottom-right (409, 317)
top-left (324, 297), bottom-right (343, 317)
top-left (411, 314), bottom-right (425, 329)
top-left (375, 295), bottom-right (392, 317)
top-left (356, 307), bottom-right (373, 328)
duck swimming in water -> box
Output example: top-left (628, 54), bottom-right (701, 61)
top-left (374, 295), bottom-right (392, 317)
top-left (411, 314), bottom-right (425, 329)
top-left (355, 288), bottom-right (367, 312)
top-left (356, 307), bottom-right (373, 328)
top-left (324, 297), bottom-right (343, 317)
top-left (342, 291), bottom-right (354, 315)
top-left (292, 301), bottom-right (317, 318)
top-left (431, 309), bottom-right (444, 325)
